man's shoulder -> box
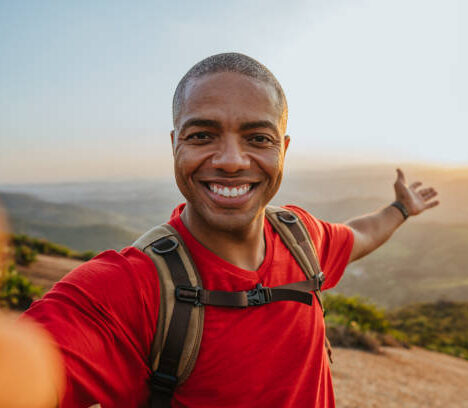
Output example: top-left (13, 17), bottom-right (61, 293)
top-left (25, 246), bottom-right (160, 337)
top-left (281, 204), bottom-right (317, 221)
top-left (51, 246), bottom-right (159, 307)
top-left (279, 204), bottom-right (324, 237)
top-left (278, 204), bottom-right (353, 250)
top-left (63, 247), bottom-right (156, 284)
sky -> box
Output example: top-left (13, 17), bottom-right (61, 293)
top-left (0, 0), bottom-right (467, 183)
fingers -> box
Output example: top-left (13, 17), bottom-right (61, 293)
top-left (396, 168), bottom-right (406, 184)
top-left (419, 187), bottom-right (435, 195)
top-left (410, 181), bottom-right (422, 190)
top-left (421, 188), bottom-right (437, 199)
top-left (417, 187), bottom-right (438, 201)
top-left (426, 200), bottom-right (440, 209)
top-left (424, 192), bottom-right (438, 201)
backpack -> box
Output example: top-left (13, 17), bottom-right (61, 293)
top-left (132, 206), bottom-right (330, 408)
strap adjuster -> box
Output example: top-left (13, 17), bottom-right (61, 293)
top-left (247, 283), bottom-right (272, 306)
top-left (175, 285), bottom-right (202, 306)
top-left (151, 237), bottom-right (179, 254)
top-left (150, 371), bottom-right (178, 395)
top-left (277, 211), bottom-right (298, 224)
top-left (316, 272), bottom-right (325, 290)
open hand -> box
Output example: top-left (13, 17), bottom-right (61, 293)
top-left (394, 168), bottom-right (440, 216)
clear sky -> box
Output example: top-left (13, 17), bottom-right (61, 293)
top-left (0, 0), bottom-right (466, 183)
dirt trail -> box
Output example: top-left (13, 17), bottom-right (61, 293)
top-left (17, 255), bottom-right (83, 290)
top-left (333, 347), bottom-right (468, 408)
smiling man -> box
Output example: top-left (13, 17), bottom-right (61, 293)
top-left (172, 66), bottom-right (290, 270)
top-left (14, 53), bottom-right (439, 408)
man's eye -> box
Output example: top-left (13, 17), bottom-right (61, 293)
top-left (250, 135), bottom-right (271, 144)
top-left (187, 132), bottom-right (211, 141)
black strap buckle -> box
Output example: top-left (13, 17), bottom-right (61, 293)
top-left (247, 283), bottom-right (272, 306)
top-left (151, 237), bottom-right (179, 254)
top-left (175, 285), bottom-right (202, 306)
top-left (150, 371), bottom-right (178, 395)
top-left (277, 211), bottom-right (298, 224)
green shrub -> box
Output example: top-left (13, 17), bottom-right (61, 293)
top-left (324, 293), bottom-right (390, 333)
top-left (14, 244), bottom-right (37, 266)
top-left (0, 265), bottom-right (43, 310)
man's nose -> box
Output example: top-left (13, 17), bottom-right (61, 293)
top-left (211, 137), bottom-right (250, 173)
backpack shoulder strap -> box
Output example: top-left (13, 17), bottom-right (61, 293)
top-left (265, 205), bottom-right (325, 311)
top-left (266, 206), bottom-right (335, 362)
top-left (133, 224), bottom-right (204, 407)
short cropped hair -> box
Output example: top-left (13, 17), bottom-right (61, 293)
top-left (172, 53), bottom-right (288, 132)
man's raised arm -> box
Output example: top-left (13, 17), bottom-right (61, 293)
top-left (345, 168), bottom-right (439, 263)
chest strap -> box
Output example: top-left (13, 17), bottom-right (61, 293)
top-left (176, 278), bottom-right (323, 307)
top-left (153, 237), bottom-right (324, 309)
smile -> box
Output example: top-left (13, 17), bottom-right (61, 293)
top-left (208, 183), bottom-right (252, 198)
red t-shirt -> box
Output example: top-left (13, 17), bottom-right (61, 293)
top-left (23, 205), bottom-right (354, 408)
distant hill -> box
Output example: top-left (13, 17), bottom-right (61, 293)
top-left (10, 216), bottom-right (138, 252)
top-left (336, 222), bottom-right (468, 308)
top-left (0, 192), bottom-right (129, 227)
top-left (273, 196), bottom-right (388, 223)
top-left (0, 180), bottom-right (184, 231)
top-left (0, 192), bottom-right (139, 252)
top-left (276, 163), bottom-right (468, 225)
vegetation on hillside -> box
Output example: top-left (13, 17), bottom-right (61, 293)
top-left (324, 294), bottom-right (468, 360)
top-left (1, 234), bottom-right (96, 310)
top-left (324, 294), bottom-right (405, 353)
top-left (12, 234), bottom-right (95, 261)
top-left (389, 301), bottom-right (468, 360)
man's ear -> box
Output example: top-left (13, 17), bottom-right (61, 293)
top-left (170, 130), bottom-right (176, 154)
top-left (284, 135), bottom-right (290, 153)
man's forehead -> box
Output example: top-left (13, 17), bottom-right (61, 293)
top-left (175, 72), bottom-right (283, 128)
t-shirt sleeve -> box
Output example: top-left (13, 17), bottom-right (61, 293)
top-left (284, 205), bottom-right (354, 291)
top-left (22, 247), bottom-right (160, 408)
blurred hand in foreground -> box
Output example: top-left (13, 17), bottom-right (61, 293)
top-left (0, 203), bottom-right (64, 408)
top-left (0, 316), bottom-right (64, 408)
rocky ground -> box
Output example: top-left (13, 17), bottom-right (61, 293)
top-left (333, 347), bottom-right (468, 408)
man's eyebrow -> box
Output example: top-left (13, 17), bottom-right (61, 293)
top-left (239, 121), bottom-right (279, 136)
top-left (180, 118), bottom-right (222, 134)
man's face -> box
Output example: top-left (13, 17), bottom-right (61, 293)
top-left (172, 72), bottom-right (289, 233)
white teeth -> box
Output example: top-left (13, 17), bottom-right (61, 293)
top-left (208, 183), bottom-right (252, 198)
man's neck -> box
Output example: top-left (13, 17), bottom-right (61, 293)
top-left (180, 208), bottom-right (266, 271)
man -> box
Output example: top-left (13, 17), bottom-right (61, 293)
top-left (5, 53), bottom-right (438, 407)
